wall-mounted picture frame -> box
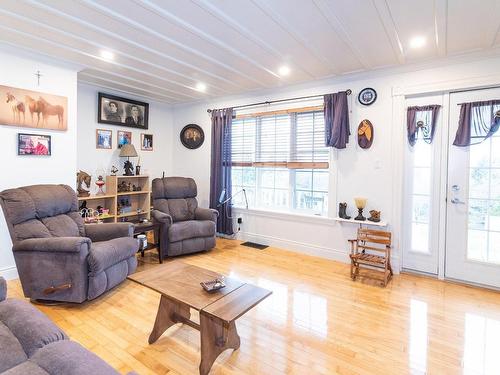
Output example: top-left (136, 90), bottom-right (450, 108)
top-left (1, 85), bottom-right (68, 131)
top-left (98, 92), bottom-right (149, 129)
top-left (18, 133), bottom-right (51, 156)
top-left (117, 130), bottom-right (132, 148)
top-left (96, 129), bottom-right (112, 149)
top-left (141, 133), bottom-right (153, 151)
top-left (180, 124), bottom-right (204, 149)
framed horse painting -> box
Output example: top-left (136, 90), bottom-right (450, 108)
top-left (0, 85), bottom-right (68, 131)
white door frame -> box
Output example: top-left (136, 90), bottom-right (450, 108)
top-left (391, 74), bottom-right (500, 280)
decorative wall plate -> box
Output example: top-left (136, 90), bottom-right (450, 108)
top-left (358, 119), bottom-right (374, 149)
top-left (180, 124), bottom-right (205, 149)
top-left (358, 88), bottom-right (377, 106)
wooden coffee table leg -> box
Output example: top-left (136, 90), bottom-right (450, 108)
top-left (148, 295), bottom-right (190, 344)
top-left (199, 312), bottom-right (240, 375)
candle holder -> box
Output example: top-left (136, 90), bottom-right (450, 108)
top-left (354, 197), bottom-right (367, 221)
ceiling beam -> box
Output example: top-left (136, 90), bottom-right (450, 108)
top-left (434, 0), bottom-right (448, 58)
top-left (137, 0), bottom-right (281, 79)
top-left (0, 7), bottom-right (229, 97)
top-left (313, 0), bottom-right (371, 70)
top-left (79, 0), bottom-right (271, 87)
top-left (372, 0), bottom-right (405, 64)
top-left (191, 0), bottom-right (315, 79)
top-left (28, 0), bottom-right (251, 90)
top-left (251, 0), bottom-right (340, 75)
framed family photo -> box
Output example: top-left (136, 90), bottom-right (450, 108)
top-left (96, 129), bottom-right (112, 149)
top-left (141, 133), bottom-right (153, 151)
top-left (118, 130), bottom-right (132, 148)
top-left (98, 92), bottom-right (149, 129)
top-left (18, 133), bottom-right (51, 156)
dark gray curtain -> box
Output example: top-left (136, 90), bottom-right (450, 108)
top-left (407, 105), bottom-right (441, 146)
top-left (453, 100), bottom-right (500, 147)
top-left (209, 108), bottom-right (233, 235)
top-left (324, 92), bottom-right (350, 149)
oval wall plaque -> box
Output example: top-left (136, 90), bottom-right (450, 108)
top-left (358, 119), bottom-right (374, 149)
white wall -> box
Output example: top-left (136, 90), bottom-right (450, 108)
top-left (171, 54), bottom-right (500, 269)
top-left (77, 84), bottom-right (173, 194)
top-left (0, 48), bottom-right (78, 279)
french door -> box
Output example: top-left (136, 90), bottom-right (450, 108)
top-left (402, 94), bottom-right (443, 274)
top-left (445, 88), bottom-right (500, 287)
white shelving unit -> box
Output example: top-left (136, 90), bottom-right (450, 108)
top-left (333, 217), bottom-right (388, 227)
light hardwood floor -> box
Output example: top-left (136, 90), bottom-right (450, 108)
top-left (7, 239), bottom-right (500, 375)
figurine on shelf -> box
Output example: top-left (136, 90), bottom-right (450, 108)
top-left (368, 210), bottom-right (381, 222)
top-left (95, 175), bottom-right (105, 196)
top-left (354, 197), bottom-right (367, 221)
top-left (79, 200), bottom-right (87, 216)
top-left (135, 157), bottom-right (141, 176)
top-left (110, 165), bottom-right (118, 176)
top-left (76, 171), bottom-right (91, 197)
top-left (338, 202), bottom-right (351, 219)
top-left (123, 160), bottom-right (134, 176)
top-left (117, 181), bottom-right (132, 193)
top-left (132, 184), bottom-right (142, 192)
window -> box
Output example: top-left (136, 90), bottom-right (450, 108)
top-left (410, 109), bottom-right (434, 253)
top-left (231, 108), bottom-right (329, 215)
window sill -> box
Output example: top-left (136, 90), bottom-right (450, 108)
top-left (232, 207), bottom-right (336, 226)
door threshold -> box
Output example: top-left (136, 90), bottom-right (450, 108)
top-left (401, 268), bottom-right (438, 279)
top-left (444, 276), bottom-right (500, 293)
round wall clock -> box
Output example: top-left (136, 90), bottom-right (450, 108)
top-left (358, 88), bottom-right (377, 106)
top-left (358, 119), bottom-right (374, 149)
top-left (180, 124), bottom-right (205, 149)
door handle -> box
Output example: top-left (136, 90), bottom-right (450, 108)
top-left (450, 198), bottom-right (466, 204)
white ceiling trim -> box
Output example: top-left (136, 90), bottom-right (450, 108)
top-left (372, 0), bottom-right (405, 64)
top-left (80, 0), bottom-right (271, 87)
top-left (28, 0), bottom-right (245, 90)
top-left (313, 0), bottom-right (370, 70)
top-left (0, 7), bottom-right (226, 97)
top-left (137, 0), bottom-right (281, 79)
top-left (79, 71), bottom-right (181, 102)
top-left (251, 0), bottom-right (339, 75)
top-left (434, 0), bottom-right (448, 58)
top-left (192, 0), bottom-right (316, 79)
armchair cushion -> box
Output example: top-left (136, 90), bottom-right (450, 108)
top-left (0, 321), bottom-right (27, 373)
top-left (0, 299), bottom-right (67, 357)
top-left (0, 277), bottom-right (6, 302)
top-left (88, 238), bottom-right (138, 276)
top-left (30, 340), bottom-right (118, 375)
top-left (168, 220), bottom-right (215, 243)
top-left (84, 223), bottom-right (133, 242)
top-left (12, 237), bottom-right (91, 254)
top-left (195, 207), bottom-right (218, 222)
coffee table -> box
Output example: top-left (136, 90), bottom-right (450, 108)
top-left (128, 261), bottom-right (272, 375)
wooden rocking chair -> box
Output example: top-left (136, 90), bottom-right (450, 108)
top-left (349, 228), bottom-right (393, 287)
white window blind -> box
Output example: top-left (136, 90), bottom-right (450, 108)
top-left (231, 108), bottom-right (330, 215)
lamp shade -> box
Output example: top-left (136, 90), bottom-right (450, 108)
top-left (119, 143), bottom-right (138, 157)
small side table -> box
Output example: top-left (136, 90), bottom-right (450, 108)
top-left (133, 222), bottom-right (162, 263)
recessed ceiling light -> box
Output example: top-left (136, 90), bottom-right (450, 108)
top-left (278, 65), bottom-right (291, 76)
top-left (195, 82), bottom-right (207, 92)
top-left (409, 36), bottom-right (426, 49)
top-left (100, 50), bottom-right (114, 61)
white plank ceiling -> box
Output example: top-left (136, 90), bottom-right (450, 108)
top-left (1, 0), bottom-right (499, 104)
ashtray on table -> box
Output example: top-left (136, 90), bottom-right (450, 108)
top-left (200, 278), bottom-right (225, 293)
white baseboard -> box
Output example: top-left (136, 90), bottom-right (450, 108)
top-left (236, 231), bottom-right (400, 274)
top-left (0, 266), bottom-right (18, 280)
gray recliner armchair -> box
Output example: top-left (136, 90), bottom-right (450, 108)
top-left (0, 184), bottom-right (138, 303)
top-left (152, 177), bottom-right (218, 257)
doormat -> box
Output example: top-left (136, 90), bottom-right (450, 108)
top-left (241, 241), bottom-right (269, 250)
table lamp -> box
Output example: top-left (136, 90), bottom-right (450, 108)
top-left (354, 197), bottom-right (367, 221)
top-left (119, 143), bottom-right (138, 176)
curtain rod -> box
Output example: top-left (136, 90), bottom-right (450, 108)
top-left (206, 89), bottom-right (352, 114)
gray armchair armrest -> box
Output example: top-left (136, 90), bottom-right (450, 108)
top-left (13, 237), bottom-right (91, 253)
top-left (0, 277), bottom-right (6, 302)
top-left (195, 207), bottom-right (219, 222)
top-left (152, 209), bottom-right (173, 225)
top-left (85, 223), bottom-right (134, 242)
